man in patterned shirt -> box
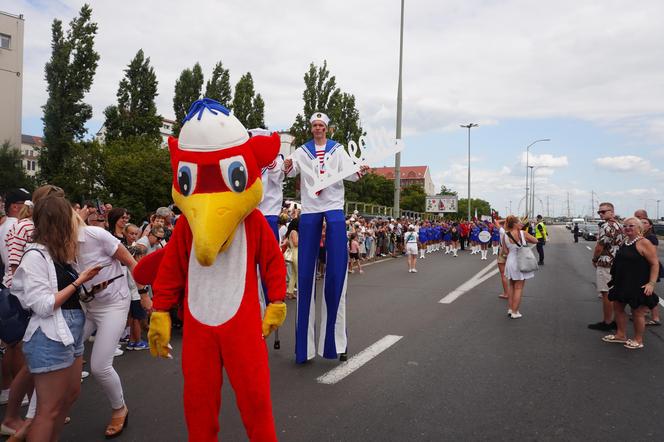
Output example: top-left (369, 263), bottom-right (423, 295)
top-left (588, 202), bottom-right (624, 331)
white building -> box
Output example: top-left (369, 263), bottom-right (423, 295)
top-left (0, 11), bottom-right (24, 149)
top-left (95, 117), bottom-right (175, 148)
top-left (20, 134), bottom-right (41, 177)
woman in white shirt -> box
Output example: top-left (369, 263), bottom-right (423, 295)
top-left (13, 195), bottom-right (101, 441)
top-left (75, 216), bottom-right (136, 438)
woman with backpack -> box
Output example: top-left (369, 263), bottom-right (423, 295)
top-left (12, 195), bottom-right (101, 441)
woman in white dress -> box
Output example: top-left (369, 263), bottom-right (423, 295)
top-left (502, 216), bottom-right (538, 319)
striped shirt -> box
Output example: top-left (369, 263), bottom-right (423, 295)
top-left (4, 218), bottom-right (35, 287)
top-left (315, 145), bottom-right (326, 174)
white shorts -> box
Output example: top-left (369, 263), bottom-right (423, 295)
top-left (406, 244), bottom-right (418, 255)
top-left (596, 266), bottom-right (611, 293)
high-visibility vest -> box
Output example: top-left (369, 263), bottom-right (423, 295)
top-left (535, 222), bottom-right (547, 239)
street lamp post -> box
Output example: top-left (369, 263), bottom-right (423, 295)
top-left (393, 0), bottom-right (405, 218)
top-left (529, 166), bottom-right (541, 219)
top-left (658, 199), bottom-right (661, 221)
top-left (460, 123), bottom-right (478, 221)
top-left (525, 138), bottom-right (550, 219)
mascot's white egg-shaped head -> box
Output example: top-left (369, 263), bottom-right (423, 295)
top-left (178, 98), bottom-right (249, 152)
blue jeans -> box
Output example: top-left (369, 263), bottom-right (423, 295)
top-left (23, 309), bottom-right (85, 374)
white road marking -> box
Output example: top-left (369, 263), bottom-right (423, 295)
top-left (586, 246), bottom-right (592, 251)
top-left (316, 335), bottom-right (403, 385)
top-left (659, 297), bottom-right (664, 308)
top-left (439, 260), bottom-right (500, 304)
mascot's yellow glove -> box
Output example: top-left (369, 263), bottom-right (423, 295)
top-left (148, 311), bottom-right (172, 358)
top-left (262, 302), bottom-right (287, 338)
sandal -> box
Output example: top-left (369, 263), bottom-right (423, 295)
top-left (623, 339), bottom-right (644, 350)
top-left (104, 406), bottom-right (128, 439)
top-left (646, 319), bottom-right (661, 326)
top-left (602, 334), bottom-right (628, 344)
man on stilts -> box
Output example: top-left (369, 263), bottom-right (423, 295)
top-left (283, 112), bottom-right (369, 364)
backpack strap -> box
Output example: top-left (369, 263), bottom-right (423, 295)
top-left (505, 231), bottom-right (523, 247)
top-left (20, 248), bottom-right (46, 264)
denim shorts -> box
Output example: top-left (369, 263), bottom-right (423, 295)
top-left (23, 309), bottom-right (86, 374)
top-left (129, 299), bottom-right (147, 320)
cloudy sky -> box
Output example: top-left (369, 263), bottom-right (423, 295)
top-left (8, 0), bottom-right (664, 219)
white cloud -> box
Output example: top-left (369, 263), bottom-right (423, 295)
top-left (594, 155), bottom-right (657, 173)
top-left (603, 188), bottom-right (657, 198)
top-left (519, 153), bottom-right (569, 168)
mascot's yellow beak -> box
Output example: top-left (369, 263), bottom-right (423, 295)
top-left (172, 180), bottom-right (263, 266)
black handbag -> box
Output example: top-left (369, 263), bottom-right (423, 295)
top-left (0, 249), bottom-right (44, 345)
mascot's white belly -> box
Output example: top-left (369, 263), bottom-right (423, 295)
top-left (187, 223), bottom-right (247, 326)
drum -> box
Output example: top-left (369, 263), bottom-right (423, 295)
top-left (478, 230), bottom-right (491, 244)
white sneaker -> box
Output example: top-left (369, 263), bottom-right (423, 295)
top-left (510, 312), bottom-right (523, 319)
top-left (81, 370), bottom-right (90, 379)
top-left (408, 269), bottom-right (413, 273)
top-left (412, 269), bottom-right (418, 273)
top-left (114, 348), bottom-right (124, 357)
top-left (507, 309), bottom-right (513, 316)
top-left (0, 389), bottom-right (8, 405)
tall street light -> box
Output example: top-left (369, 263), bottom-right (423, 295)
top-left (461, 123), bottom-right (478, 221)
top-left (393, 0), bottom-right (405, 218)
top-left (530, 166), bottom-right (542, 219)
top-left (525, 138), bottom-right (550, 219)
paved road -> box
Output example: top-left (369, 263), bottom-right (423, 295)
top-left (5, 226), bottom-right (664, 441)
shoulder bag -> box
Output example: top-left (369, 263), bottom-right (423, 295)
top-left (507, 231), bottom-right (539, 273)
top-left (0, 249), bottom-right (44, 345)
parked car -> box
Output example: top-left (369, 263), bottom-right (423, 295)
top-left (583, 223), bottom-right (599, 241)
top-left (653, 223), bottom-right (664, 236)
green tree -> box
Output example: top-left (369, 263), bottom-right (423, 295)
top-left (102, 138), bottom-right (172, 221)
top-left (40, 4), bottom-right (99, 184)
top-left (291, 61), bottom-right (365, 200)
top-left (400, 184), bottom-right (426, 212)
top-left (344, 172), bottom-right (393, 206)
top-left (439, 185), bottom-right (458, 196)
top-left (172, 63), bottom-right (204, 136)
top-left (204, 61), bottom-right (232, 108)
top-left (0, 143), bottom-right (34, 194)
top-left (328, 92), bottom-right (363, 149)
top-left (290, 61), bottom-right (341, 147)
top-left (232, 73), bottom-right (266, 128)
top-left (59, 140), bottom-right (106, 203)
top-left (457, 198), bottom-right (491, 219)
top-left (103, 49), bottom-right (162, 143)
top-left (247, 93), bottom-right (265, 128)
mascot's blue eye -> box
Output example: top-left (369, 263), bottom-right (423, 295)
top-left (177, 162), bottom-right (198, 196)
top-left (220, 157), bottom-right (248, 193)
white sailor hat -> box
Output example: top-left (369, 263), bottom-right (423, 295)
top-left (178, 98), bottom-right (249, 152)
top-left (309, 112), bottom-right (330, 126)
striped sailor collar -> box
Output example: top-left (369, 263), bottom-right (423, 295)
top-left (302, 139), bottom-right (339, 159)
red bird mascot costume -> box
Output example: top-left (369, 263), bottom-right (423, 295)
top-left (133, 98), bottom-right (287, 441)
